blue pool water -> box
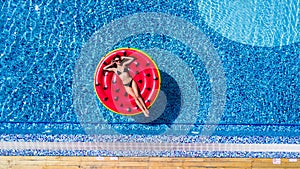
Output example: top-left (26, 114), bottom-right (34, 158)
top-left (0, 0), bottom-right (299, 157)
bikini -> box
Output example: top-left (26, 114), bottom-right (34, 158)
top-left (117, 68), bottom-right (133, 87)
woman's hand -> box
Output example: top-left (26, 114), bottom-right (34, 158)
top-left (122, 56), bottom-right (135, 65)
top-left (103, 61), bottom-right (116, 71)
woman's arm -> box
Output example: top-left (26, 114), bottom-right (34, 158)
top-left (122, 56), bottom-right (136, 65)
top-left (103, 62), bottom-right (116, 72)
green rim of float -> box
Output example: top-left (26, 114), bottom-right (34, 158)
top-left (94, 48), bottom-right (161, 116)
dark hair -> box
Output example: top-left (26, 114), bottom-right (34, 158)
top-left (113, 55), bottom-right (121, 61)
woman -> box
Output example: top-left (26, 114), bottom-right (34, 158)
top-left (103, 55), bottom-right (150, 117)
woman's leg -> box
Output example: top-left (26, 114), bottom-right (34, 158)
top-left (131, 81), bottom-right (149, 115)
top-left (124, 86), bottom-right (149, 117)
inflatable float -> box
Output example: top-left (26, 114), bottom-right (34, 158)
top-left (94, 48), bottom-right (161, 115)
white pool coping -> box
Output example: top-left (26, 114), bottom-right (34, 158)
top-left (1, 142), bottom-right (299, 152)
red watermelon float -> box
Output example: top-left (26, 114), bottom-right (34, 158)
top-left (94, 48), bottom-right (161, 116)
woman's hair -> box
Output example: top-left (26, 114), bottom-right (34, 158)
top-left (113, 55), bottom-right (121, 61)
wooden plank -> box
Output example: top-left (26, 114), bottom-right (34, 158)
top-left (11, 165), bottom-right (80, 169)
top-left (116, 162), bottom-right (149, 167)
top-left (1, 156), bottom-right (299, 169)
top-left (11, 166), bottom-right (43, 169)
top-left (10, 160), bottom-right (48, 166)
top-left (149, 157), bottom-right (184, 162)
top-left (43, 167), bottom-right (81, 169)
top-left (183, 161), bottom-right (252, 167)
top-left (281, 159), bottom-right (300, 167)
top-left (4, 156), bottom-right (47, 161)
top-left (0, 165), bottom-right (8, 169)
top-left (201, 158), bottom-right (252, 162)
top-left (115, 167), bottom-right (147, 169)
top-left (80, 167), bottom-right (107, 169)
top-left (118, 157), bottom-right (149, 162)
top-left (182, 168), bottom-right (250, 169)
top-left (79, 161), bottom-right (118, 166)
top-left (252, 158), bottom-right (300, 168)
top-left (46, 156), bottom-right (83, 161)
top-left (149, 167), bottom-right (184, 169)
top-left (252, 168), bottom-right (286, 169)
top-left (149, 161), bottom-right (183, 167)
top-left (0, 160), bottom-right (9, 165)
top-left (81, 167), bottom-right (147, 169)
top-left (252, 162), bottom-right (284, 167)
top-left (282, 162), bottom-right (300, 167)
top-left (10, 160), bottom-right (84, 166)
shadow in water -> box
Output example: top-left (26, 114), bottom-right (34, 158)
top-left (132, 71), bottom-right (181, 127)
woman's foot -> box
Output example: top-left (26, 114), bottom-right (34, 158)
top-left (146, 109), bottom-right (150, 116)
top-left (143, 110), bottom-right (150, 117)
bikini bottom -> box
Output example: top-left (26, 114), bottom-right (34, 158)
top-left (123, 79), bottom-right (133, 87)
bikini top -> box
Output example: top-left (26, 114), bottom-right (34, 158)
top-left (117, 67), bottom-right (129, 75)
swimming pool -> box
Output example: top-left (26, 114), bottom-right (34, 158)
top-left (1, 0), bottom-right (299, 157)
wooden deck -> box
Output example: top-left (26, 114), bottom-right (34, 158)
top-left (0, 156), bottom-right (299, 169)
